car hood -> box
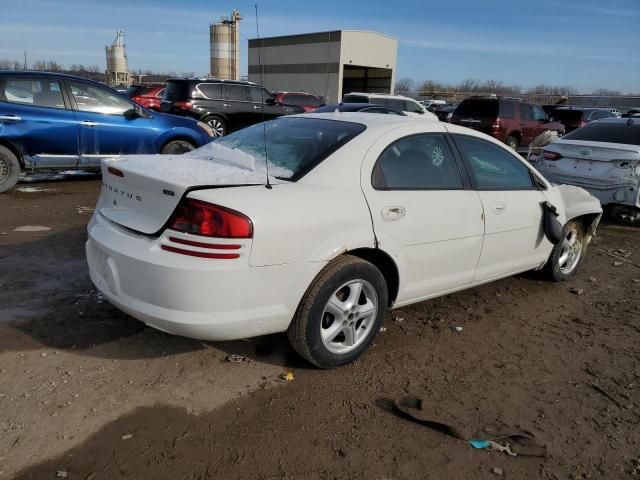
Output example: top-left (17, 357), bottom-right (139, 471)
top-left (149, 109), bottom-right (200, 128)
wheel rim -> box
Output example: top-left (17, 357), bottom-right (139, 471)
top-left (0, 157), bottom-right (9, 182)
top-left (558, 227), bottom-right (583, 274)
top-left (207, 119), bottom-right (225, 137)
top-left (320, 280), bottom-right (378, 354)
top-left (508, 138), bottom-right (518, 150)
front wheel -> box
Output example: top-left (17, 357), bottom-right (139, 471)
top-left (287, 255), bottom-right (388, 368)
top-left (544, 220), bottom-right (586, 281)
top-left (0, 145), bottom-right (21, 193)
top-left (161, 140), bottom-right (196, 155)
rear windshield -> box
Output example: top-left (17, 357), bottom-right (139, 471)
top-left (563, 122), bottom-right (640, 146)
top-left (196, 117), bottom-right (366, 181)
top-left (163, 80), bottom-right (191, 100)
top-left (454, 99), bottom-right (498, 118)
top-left (125, 85), bottom-right (144, 97)
top-left (342, 95), bottom-right (369, 103)
top-left (284, 94), bottom-right (322, 107)
top-left (551, 110), bottom-right (584, 123)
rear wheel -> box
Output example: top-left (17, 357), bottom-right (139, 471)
top-left (0, 145), bottom-right (20, 193)
top-left (161, 140), bottom-right (196, 155)
top-left (204, 116), bottom-right (227, 138)
top-left (506, 135), bottom-right (519, 151)
top-left (544, 220), bottom-right (586, 281)
top-left (287, 255), bottom-right (388, 369)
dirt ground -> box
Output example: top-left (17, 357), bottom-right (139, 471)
top-left (1, 179), bottom-right (639, 480)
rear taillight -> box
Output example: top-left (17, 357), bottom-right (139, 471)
top-left (167, 198), bottom-right (253, 238)
top-left (491, 118), bottom-right (502, 131)
top-left (173, 101), bottom-right (193, 110)
top-left (578, 121), bottom-right (587, 128)
top-left (543, 150), bottom-right (562, 161)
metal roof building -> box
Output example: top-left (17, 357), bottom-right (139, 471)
top-left (248, 30), bottom-right (398, 103)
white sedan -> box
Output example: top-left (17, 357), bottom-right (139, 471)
top-left (86, 113), bottom-right (602, 368)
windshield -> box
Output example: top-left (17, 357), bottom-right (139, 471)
top-left (552, 110), bottom-right (584, 123)
top-left (563, 121), bottom-right (640, 146)
top-left (191, 117), bottom-right (366, 181)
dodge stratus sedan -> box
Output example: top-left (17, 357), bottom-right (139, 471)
top-left (86, 113), bottom-right (602, 368)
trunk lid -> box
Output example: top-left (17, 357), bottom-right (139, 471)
top-left (96, 147), bottom-right (285, 235)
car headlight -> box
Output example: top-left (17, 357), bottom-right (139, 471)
top-left (197, 121), bottom-right (215, 137)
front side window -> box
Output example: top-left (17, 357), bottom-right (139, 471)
top-left (453, 135), bottom-right (535, 190)
top-left (1, 78), bottom-right (65, 109)
top-left (68, 81), bottom-right (133, 115)
top-left (372, 134), bottom-right (464, 189)
top-left (249, 87), bottom-right (274, 103)
top-left (532, 105), bottom-right (547, 121)
top-left (520, 103), bottom-right (534, 121)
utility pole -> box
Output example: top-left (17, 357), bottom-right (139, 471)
top-left (23, 51), bottom-right (28, 70)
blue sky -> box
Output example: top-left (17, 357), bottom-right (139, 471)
top-left (0, 0), bottom-right (638, 93)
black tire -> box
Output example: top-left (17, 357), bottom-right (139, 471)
top-left (160, 140), bottom-right (196, 155)
top-left (287, 255), bottom-right (388, 369)
top-left (204, 116), bottom-right (227, 138)
top-left (0, 145), bottom-right (21, 193)
top-left (543, 220), bottom-right (587, 281)
top-left (506, 135), bottom-right (519, 151)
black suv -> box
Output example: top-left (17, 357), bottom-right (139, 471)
top-left (161, 78), bottom-right (304, 137)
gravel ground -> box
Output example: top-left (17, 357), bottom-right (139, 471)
top-left (1, 180), bottom-right (638, 479)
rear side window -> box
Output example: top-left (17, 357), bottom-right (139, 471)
top-left (1, 78), bottom-right (65, 109)
top-left (454, 99), bottom-right (498, 118)
top-left (362, 107), bottom-right (404, 115)
top-left (562, 122), bottom-right (640, 146)
top-left (198, 83), bottom-right (222, 100)
top-left (223, 85), bottom-right (249, 101)
top-left (343, 95), bottom-right (368, 103)
top-left (384, 99), bottom-right (406, 111)
top-left (453, 135), bottom-right (535, 190)
top-left (499, 101), bottom-right (515, 119)
top-left (372, 134), bottom-right (463, 189)
top-left (163, 81), bottom-right (191, 100)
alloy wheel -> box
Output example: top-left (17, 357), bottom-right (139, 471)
top-left (558, 228), bottom-right (583, 274)
top-left (320, 280), bottom-right (378, 354)
top-left (0, 157), bottom-right (9, 182)
top-left (207, 119), bottom-right (225, 137)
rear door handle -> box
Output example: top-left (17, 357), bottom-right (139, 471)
top-left (80, 120), bottom-right (97, 127)
top-left (222, 103), bottom-right (231, 108)
top-left (0, 114), bottom-right (22, 121)
top-left (253, 105), bottom-right (262, 110)
top-left (492, 202), bottom-right (507, 214)
top-left (382, 206), bottom-right (406, 221)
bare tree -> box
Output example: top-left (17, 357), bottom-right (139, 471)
top-left (32, 60), bottom-right (47, 71)
top-left (0, 59), bottom-right (23, 70)
top-left (395, 77), bottom-right (416, 93)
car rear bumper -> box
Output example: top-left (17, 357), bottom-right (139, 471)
top-left (86, 213), bottom-right (323, 341)
top-left (537, 168), bottom-right (640, 208)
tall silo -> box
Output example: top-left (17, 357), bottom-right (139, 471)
top-left (105, 30), bottom-right (130, 87)
top-left (210, 10), bottom-right (242, 80)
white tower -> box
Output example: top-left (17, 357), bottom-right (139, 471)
top-left (210, 10), bottom-right (242, 80)
top-left (105, 30), bottom-right (130, 87)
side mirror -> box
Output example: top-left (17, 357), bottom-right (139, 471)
top-left (265, 97), bottom-right (276, 106)
top-left (124, 107), bottom-right (140, 119)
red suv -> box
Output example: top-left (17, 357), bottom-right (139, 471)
top-left (273, 91), bottom-right (323, 112)
top-left (451, 96), bottom-right (565, 150)
top-left (126, 84), bottom-right (165, 111)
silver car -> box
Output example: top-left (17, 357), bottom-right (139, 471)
top-left (536, 117), bottom-right (640, 221)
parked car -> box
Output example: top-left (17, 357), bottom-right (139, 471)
top-left (433, 104), bottom-right (458, 122)
top-left (450, 96), bottom-right (565, 151)
top-left (550, 107), bottom-right (618, 133)
top-left (313, 103), bottom-right (406, 115)
top-left (536, 117), bottom-right (640, 221)
top-left (126, 83), bottom-right (165, 111)
top-left (0, 71), bottom-right (215, 193)
top-left (86, 113), bottom-right (601, 368)
top-left (273, 91), bottom-right (323, 112)
top-left (342, 93), bottom-right (439, 121)
top-left (161, 78), bottom-right (305, 137)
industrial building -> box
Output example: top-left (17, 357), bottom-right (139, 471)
top-left (105, 30), bottom-right (130, 87)
top-left (248, 30), bottom-right (397, 103)
top-left (210, 10), bottom-right (242, 81)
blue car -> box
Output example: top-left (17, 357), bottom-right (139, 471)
top-left (0, 71), bottom-right (215, 192)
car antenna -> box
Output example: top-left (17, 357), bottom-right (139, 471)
top-left (255, 4), bottom-right (272, 189)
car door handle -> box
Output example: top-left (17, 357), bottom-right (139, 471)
top-left (0, 114), bottom-right (22, 121)
top-left (222, 103), bottom-right (231, 108)
top-left (80, 120), bottom-right (97, 127)
top-left (492, 202), bottom-right (507, 214)
top-left (253, 105), bottom-right (262, 110)
top-left (382, 206), bottom-right (406, 221)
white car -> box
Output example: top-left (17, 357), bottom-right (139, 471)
top-left (536, 117), bottom-right (640, 221)
top-left (343, 93), bottom-right (439, 121)
top-left (86, 113), bottom-right (602, 368)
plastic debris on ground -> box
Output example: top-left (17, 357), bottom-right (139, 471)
top-left (224, 354), bottom-right (248, 363)
top-left (13, 225), bottom-right (51, 233)
top-left (121, 434), bottom-right (133, 440)
top-left (281, 372), bottom-right (295, 381)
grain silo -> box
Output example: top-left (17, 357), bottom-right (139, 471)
top-left (210, 10), bottom-right (242, 80)
top-left (105, 30), bottom-right (130, 87)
